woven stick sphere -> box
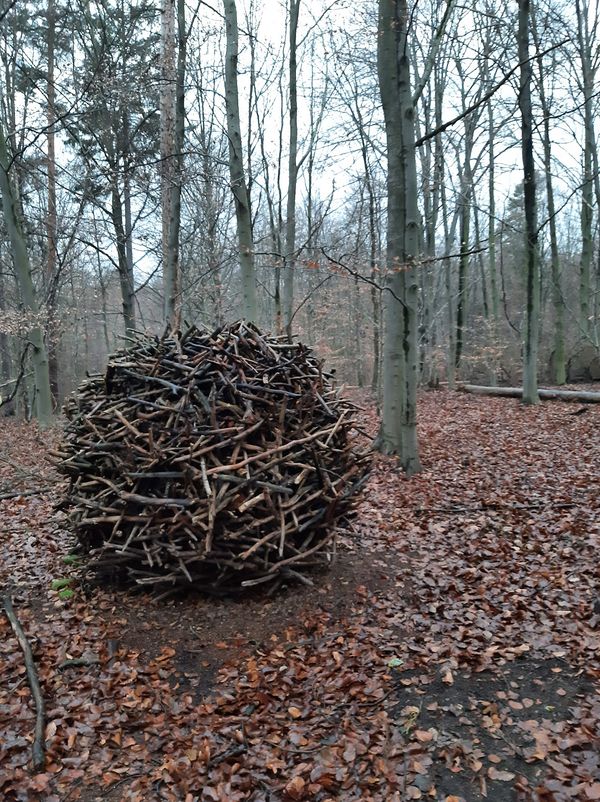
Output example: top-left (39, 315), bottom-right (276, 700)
top-left (56, 321), bottom-right (369, 593)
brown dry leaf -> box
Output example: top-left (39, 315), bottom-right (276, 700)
top-left (522, 698), bottom-right (535, 708)
top-left (342, 742), bottom-right (356, 763)
top-left (155, 646), bottom-right (176, 662)
top-left (488, 767), bottom-right (516, 781)
top-left (442, 669), bottom-right (454, 685)
top-left (415, 729), bottom-right (434, 743)
top-left (29, 774), bottom-right (51, 792)
top-left (288, 706), bottom-right (303, 719)
top-left (284, 776), bottom-right (306, 800)
top-left (586, 784), bottom-right (600, 800)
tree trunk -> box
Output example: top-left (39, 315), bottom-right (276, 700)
top-left (45, 0), bottom-right (59, 408)
top-left (532, 11), bottom-right (565, 384)
top-left (377, 0), bottom-right (421, 475)
top-left (0, 122), bottom-right (53, 426)
top-left (517, 0), bottom-right (540, 405)
top-left (575, 0), bottom-right (594, 342)
top-left (222, 0), bottom-right (257, 322)
top-left (484, 40), bottom-right (500, 385)
top-left (111, 184), bottom-right (136, 334)
top-left (455, 156), bottom-right (472, 372)
top-left (161, 0), bottom-right (184, 331)
top-left (0, 267), bottom-right (15, 415)
top-left (283, 0), bottom-right (300, 341)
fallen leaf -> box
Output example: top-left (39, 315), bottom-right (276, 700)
top-left (488, 767), bottom-right (516, 781)
top-left (284, 776), bottom-right (306, 800)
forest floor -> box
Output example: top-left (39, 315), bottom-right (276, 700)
top-left (0, 389), bottom-right (599, 802)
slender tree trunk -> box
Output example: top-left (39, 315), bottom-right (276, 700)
top-left (123, 159), bottom-right (135, 281)
top-left (111, 183), bottom-right (136, 333)
top-left (162, 0), bottom-right (185, 330)
top-left (283, 0), bottom-right (300, 341)
top-left (532, 12), bottom-right (565, 383)
top-left (0, 267), bottom-right (15, 415)
top-left (0, 122), bottom-right (52, 426)
top-left (377, 0), bottom-right (421, 475)
top-left (222, 0), bottom-right (257, 322)
top-left (455, 153), bottom-right (472, 372)
top-left (518, 0), bottom-right (540, 404)
top-left (434, 62), bottom-right (457, 389)
top-left (367, 172), bottom-right (380, 395)
top-left (575, 0), bottom-right (594, 341)
top-left (485, 67), bottom-right (500, 384)
top-left (45, 0), bottom-right (59, 408)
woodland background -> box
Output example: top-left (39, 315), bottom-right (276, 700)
top-left (0, 0), bottom-right (599, 417)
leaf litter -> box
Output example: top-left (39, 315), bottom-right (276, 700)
top-left (0, 390), bottom-right (598, 801)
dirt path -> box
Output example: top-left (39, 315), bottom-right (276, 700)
top-left (1, 391), bottom-right (598, 801)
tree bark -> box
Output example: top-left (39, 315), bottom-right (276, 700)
top-left (517, 0), bottom-right (540, 405)
top-left (161, 0), bottom-right (184, 331)
top-left (45, 0), bottom-right (59, 407)
top-left (283, 0), bottom-right (300, 341)
top-left (532, 9), bottom-right (566, 384)
top-left (222, 0), bottom-right (257, 322)
top-left (575, 0), bottom-right (594, 342)
top-left (377, 0), bottom-right (421, 475)
top-left (110, 184), bottom-right (136, 334)
top-left (0, 121), bottom-right (53, 426)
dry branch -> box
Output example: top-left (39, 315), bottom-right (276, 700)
top-left (56, 321), bottom-right (369, 593)
top-left (2, 596), bottom-right (46, 771)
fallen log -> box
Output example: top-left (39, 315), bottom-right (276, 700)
top-left (2, 596), bottom-right (46, 771)
top-left (461, 384), bottom-right (600, 403)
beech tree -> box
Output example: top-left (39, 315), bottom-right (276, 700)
top-left (222, 0), bottom-right (257, 322)
top-left (518, 0), bottom-right (540, 405)
top-left (161, 0), bottom-right (186, 331)
top-left (377, 0), bottom-right (455, 474)
top-left (0, 120), bottom-right (53, 425)
top-left (377, 0), bottom-right (421, 473)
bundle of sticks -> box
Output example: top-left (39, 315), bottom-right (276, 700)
top-left (55, 321), bottom-right (369, 593)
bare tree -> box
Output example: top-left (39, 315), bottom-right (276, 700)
top-left (518, 0), bottom-right (540, 404)
top-left (0, 120), bottom-right (53, 425)
top-left (222, 0), bottom-right (257, 322)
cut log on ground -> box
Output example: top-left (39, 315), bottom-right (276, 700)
top-left (2, 596), bottom-right (46, 771)
top-left (461, 385), bottom-right (600, 403)
top-left (54, 321), bottom-right (370, 593)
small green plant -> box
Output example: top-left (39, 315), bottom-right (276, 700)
top-left (58, 588), bottom-right (74, 600)
top-left (51, 578), bottom-right (73, 591)
top-left (62, 554), bottom-right (81, 566)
